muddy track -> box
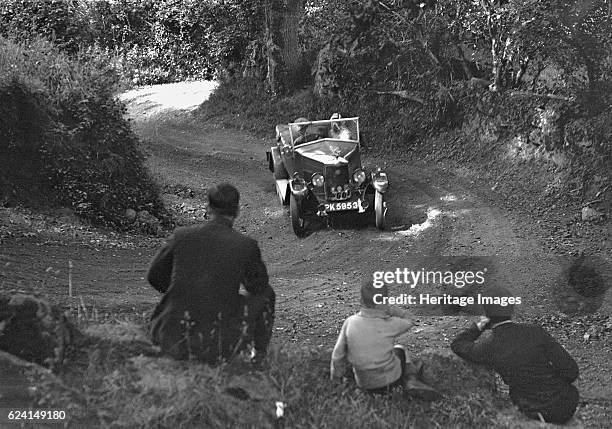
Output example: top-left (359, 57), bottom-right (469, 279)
top-left (1, 82), bottom-right (610, 424)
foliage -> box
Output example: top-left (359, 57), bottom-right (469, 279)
top-left (259, 0), bottom-right (611, 161)
top-left (0, 0), bottom-right (89, 53)
top-left (0, 36), bottom-right (165, 227)
top-left (198, 77), bottom-right (431, 152)
top-left (0, 0), bottom-right (265, 85)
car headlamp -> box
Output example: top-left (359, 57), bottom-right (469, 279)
top-left (290, 173), bottom-right (308, 196)
top-left (353, 168), bottom-right (366, 185)
top-left (311, 173), bottom-right (325, 187)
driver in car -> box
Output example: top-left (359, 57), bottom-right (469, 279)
top-left (292, 117), bottom-right (319, 145)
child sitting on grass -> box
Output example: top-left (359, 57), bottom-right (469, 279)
top-left (330, 279), bottom-right (439, 397)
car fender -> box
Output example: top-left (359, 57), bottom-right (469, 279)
top-left (275, 179), bottom-right (290, 205)
top-left (270, 146), bottom-right (288, 179)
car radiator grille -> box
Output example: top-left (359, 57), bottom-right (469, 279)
top-left (325, 165), bottom-right (351, 201)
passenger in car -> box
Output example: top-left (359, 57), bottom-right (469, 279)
top-left (329, 112), bottom-right (352, 140)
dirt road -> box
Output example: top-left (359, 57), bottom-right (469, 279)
top-left (1, 81), bottom-right (610, 425)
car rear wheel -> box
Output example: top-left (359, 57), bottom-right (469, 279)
top-left (375, 190), bottom-right (386, 230)
top-left (290, 193), bottom-right (307, 237)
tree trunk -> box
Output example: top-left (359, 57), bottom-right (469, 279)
top-left (481, 0), bottom-right (511, 92)
top-left (265, 0), bottom-right (303, 95)
top-left (283, 0), bottom-right (302, 76)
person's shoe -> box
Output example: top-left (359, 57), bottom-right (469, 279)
top-left (404, 375), bottom-right (443, 401)
top-left (405, 359), bottom-right (424, 377)
top-left (413, 359), bottom-right (425, 377)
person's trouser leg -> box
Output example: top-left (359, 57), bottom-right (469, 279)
top-left (366, 346), bottom-right (406, 394)
top-left (393, 345), bottom-right (407, 378)
top-left (242, 287), bottom-right (276, 355)
top-left (157, 320), bottom-right (226, 364)
top-left (524, 385), bottom-right (579, 424)
top-left (400, 346), bottom-right (443, 401)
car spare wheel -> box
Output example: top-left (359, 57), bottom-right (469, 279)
top-left (290, 193), bottom-right (307, 237)
top-left (375, 190), bottom-right (386, 230)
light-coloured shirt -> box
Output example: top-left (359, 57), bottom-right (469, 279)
top-left (330, 307), bottom-right (414, 390)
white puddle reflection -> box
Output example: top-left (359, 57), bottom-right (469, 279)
top-left (376, 207), bottom-right (442, 241)
top-left (397, 207), bottom-right (442, 236)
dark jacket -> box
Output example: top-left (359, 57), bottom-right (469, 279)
top-left (147, 218), bottom-right (270, 358)
top-left (451, 321), bottom-right (579, 423)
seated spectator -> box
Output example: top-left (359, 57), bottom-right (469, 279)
top-left (147, 183), bottom-right (275, 365)
top-left (451, 286), bottom-right (579, 424)
top-left (330, 279), bottom-right (440, 399)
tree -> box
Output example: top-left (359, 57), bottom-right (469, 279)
top-left (264, 0), bottom-right (305, 94)
top-left (443, 0), bottom-right (611, 95)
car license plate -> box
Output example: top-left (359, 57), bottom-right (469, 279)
top-left (325, 201), bottom-right (359, 212)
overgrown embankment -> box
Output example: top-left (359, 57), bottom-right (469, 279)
top-left (0, 37), bottom-right (165, 228)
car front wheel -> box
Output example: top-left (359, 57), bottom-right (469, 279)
top-left (375, 190), bottom-right (386, 230)
top-left (290, 193), bottom-right (307, 237)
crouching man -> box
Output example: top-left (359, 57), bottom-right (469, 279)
top-left (451, 287), bottom-right (579, 424)
top-left (147, 183), bottom-right (275, 365)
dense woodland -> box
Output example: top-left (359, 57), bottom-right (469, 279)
top-left (0, 0), bottom-right (611, 224)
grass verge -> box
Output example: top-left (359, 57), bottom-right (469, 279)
top-left (32, 319), bottom-right (555, 429)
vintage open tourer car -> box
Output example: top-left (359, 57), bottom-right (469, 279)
top-left (266, 115), bottom-right (389, 236)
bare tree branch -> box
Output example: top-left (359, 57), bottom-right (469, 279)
top-left (509, 91), bottom-right (574, 102)
top-left (374, 90), bottom-right (425, 104)
top-left (416, 26), bottom-right (441, 67)
top-left (455, 44), bottom-right (473, 80)
top-left (469, 77), bottom-right (491, 89)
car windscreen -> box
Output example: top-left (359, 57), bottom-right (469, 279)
top-left (288, 117), bottom-right (359, 144)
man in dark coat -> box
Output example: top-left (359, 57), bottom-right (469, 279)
top-left (147, 183), bottom-right (275, 364)
top-left (451, 287), bottom-right (579, 424)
